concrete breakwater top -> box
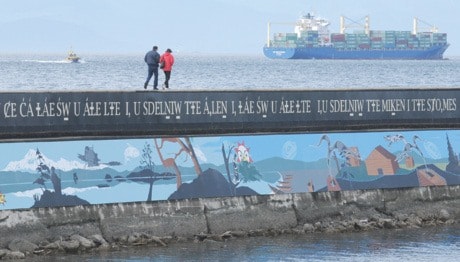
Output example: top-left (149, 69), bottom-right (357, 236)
top-left (0, 88), bottom-right (459, 139)
top-left (0, 185), bottom-right (459, 259)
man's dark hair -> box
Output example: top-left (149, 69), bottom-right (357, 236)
top-left (153, 46), bottom-right (158, 50)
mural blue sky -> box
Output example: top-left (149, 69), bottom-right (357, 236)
top-left (0, 130), bottom-right (454, 173)
top-left (0, 0), bottom-right (458, 56)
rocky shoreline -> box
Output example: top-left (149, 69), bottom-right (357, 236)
top-left (1, 207), bottom-right (457, 260)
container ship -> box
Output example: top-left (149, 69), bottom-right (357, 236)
top-left (263, 13), bottom-right (449, 60)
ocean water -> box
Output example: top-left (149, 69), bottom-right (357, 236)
top-left (31, 224), bottom-right (460, 262)
top-left (0, 53), bottom-right (459, 91)
top-left (2, 53), bottom-right (460, 261)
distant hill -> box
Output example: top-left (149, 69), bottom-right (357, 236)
top-left (168, 168), bottom-right (258, 200)
top-left (0, 167), bottom-right (130, 194)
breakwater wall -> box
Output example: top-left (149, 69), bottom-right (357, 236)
top-left (0, 185), bottom-right (459, 259)
top-left (0, 88), bottom-right (460, 259)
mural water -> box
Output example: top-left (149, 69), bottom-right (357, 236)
top-left (1, 130), bottom-right (460, 210)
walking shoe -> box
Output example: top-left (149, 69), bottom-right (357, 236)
top-left (154, 87), bottom-right (159, 90)
top-left (144, 83), bottom-right (148, 89)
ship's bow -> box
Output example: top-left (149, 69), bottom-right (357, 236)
top-left (263, 46), bottom-right (296, 59)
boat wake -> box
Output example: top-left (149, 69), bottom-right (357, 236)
top-left (22, 59), bottom-right (85, 64)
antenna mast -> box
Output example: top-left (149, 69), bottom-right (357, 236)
top-left (413, 17), bottom-right (438, 34)
top-left (340, 15), bottom-right (370, 35)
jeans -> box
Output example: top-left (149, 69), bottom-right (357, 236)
top-left (164, 71), bottom-right (171, 88)
top-left (145, 65), bottom-right (159, 88)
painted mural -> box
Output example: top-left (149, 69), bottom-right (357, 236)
top-left (1, 130), bottom-right (460, 210)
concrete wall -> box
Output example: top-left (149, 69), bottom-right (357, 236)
top-left (1, 185), bottom-right (458, 248)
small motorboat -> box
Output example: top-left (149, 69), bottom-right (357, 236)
top-left (66, 49), bottom-right (80, 63)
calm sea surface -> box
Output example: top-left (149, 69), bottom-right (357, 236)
top-left (2, 54), bottom-right (460, 261)
top-left (30, 224), bottom-right (459, 262)
top-left (0, 53), bottom-right (459, 90)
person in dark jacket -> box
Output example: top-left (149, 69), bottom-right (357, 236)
top-left (144, 46), bottom-right (160, 90)
top-left (159, 48), bottom-right (174, 90)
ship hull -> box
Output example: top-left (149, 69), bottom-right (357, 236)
top-left (263, 44), bottom-right (449, 60)
top-left (67, 58), bottom-right (80, 63)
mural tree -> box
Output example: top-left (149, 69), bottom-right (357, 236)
top-left (127, 142), bottom-right (175, 202)
top-left (141, 142), bottom-right (155, 201)
top-left (35, 148), bottom-right (61, 195)
top-left (140, 142), bottom-right (155, 171)
top-left (154, 137), bottom-right (202, 189)
top-left (33, 148), bottom-right (89, 208)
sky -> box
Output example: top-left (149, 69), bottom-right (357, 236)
top-left (0, 0), bottom-right (459, 56)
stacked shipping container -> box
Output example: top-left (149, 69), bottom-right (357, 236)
top-left (271, 30), bottom-right (448, 50)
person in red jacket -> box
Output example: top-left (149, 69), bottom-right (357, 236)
top-left (159, 48), bottom-right (175, 90)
